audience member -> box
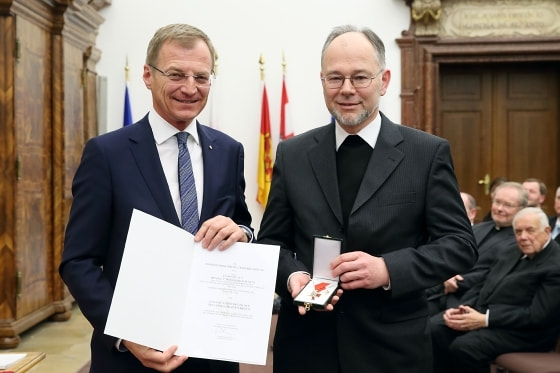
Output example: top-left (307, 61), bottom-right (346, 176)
top-left (59, 24), bottom-right (253, 373)
top-left (431, 207), bottom-right (560, 373)
top-left (522, 177), bottom-right (547, 208)
top-left (550, 185), bottom-right (560, 243)
top-left (427, 182), bottom-right (528, 315)
top-left (461, 192), bottom-right (477, 225)
top-left (257, 24), bottom-right (477, 373)
top-left (482, 176), bottom-right (508, 221)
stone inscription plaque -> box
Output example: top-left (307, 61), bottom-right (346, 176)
top-left (438, 0), bottom-right (560, 37)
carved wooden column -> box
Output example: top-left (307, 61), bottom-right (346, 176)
top-left (51, 0), bottom-right (106, 321)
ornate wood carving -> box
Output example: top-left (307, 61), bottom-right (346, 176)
top-left (411, 0), bottom-right (441, 36)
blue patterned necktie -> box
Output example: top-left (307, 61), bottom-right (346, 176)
top-left (176, 132), bottom-right (199, 234)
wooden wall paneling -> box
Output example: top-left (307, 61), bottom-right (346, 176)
top-left (0, 4), bottom-right (54, 348)
top-left (14, 11), bottom-right (53, 322)
top-left (0, 0), bottom-right (109, 348)
top-left (398, 0), bottom-right (560, 217)
top-left (50, 2), bottom-right (106, 320)
top-left (0, 13), bottom-right (17, 346)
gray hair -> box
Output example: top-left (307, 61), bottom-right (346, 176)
top-left (320, 25), bottom-right (386, 70)
top-left (513, 207), bottom-right (549, 231)
top-left (494, 181), bottom-right (529, 208)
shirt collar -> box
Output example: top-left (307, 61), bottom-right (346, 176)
top-left (521, 237), bottom-right (551, 260)
top-left (335, 113), bottom-right (381, 150)
top-left (149, 109), bottom-right (200, 145)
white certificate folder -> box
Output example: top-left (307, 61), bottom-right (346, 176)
top-left (105, 209), bottom-right (280, 365)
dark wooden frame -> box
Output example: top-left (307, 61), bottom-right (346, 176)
top-left (397, 2), bottom-right (560, 133)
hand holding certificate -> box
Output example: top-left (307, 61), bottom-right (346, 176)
top-left (105, 209), bottom-right (280, 365)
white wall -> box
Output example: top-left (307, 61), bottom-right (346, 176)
top-left (96, 0), bottom-right (411, 232)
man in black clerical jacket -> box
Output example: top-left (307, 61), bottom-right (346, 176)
top-left (431, 207), bottom-right (560, 373)
top-left (427, 182), bottom-right (528, 315)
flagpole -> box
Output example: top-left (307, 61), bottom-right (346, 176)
top-left (213, 51), bottom-right (219, 77)
top-left (257, 53), bottom-right (272, 206)
top-left (208, 52), bottom-right (218, 128)
top-left (259, 53), bottom-right (265, 81)
top-left (123, 56), bottom-right (133, 127)
top-left (125, 56), bottom-right (129, 82)
top-left (280, 51), bottom-right (294, 140)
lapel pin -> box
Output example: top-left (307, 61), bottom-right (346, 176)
top-left (209, 145), bottom-right (213, 150)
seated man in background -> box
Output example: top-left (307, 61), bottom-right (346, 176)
top-left (431, 207), bottom-right (560, 373)
top-left (461, 192), bottom-right (477, 225)
top-left (482, 176), bottom-right (508, 221)
top-left (549, 185), bottom-right (560, 243)
top-left (522, 177), bottom-right (547, 208)
top-left (427, 182), bottom-right (528, 315)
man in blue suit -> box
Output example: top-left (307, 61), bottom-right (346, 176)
top-left (59, 24), bottom-right (252, 373)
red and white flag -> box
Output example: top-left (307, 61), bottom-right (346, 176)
top-left (280, 75), bottom-right (294, 140)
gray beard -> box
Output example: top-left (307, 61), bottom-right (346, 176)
top-left (331, 107), bottom-right (372, 127)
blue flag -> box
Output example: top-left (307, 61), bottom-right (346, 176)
top-left (123, 85), bottom-right (133, 127)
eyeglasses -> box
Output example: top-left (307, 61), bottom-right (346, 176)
top-left (149, 64), bottom-right (213, 88)
top-left (321, 69), bottom-right (384, 89)
top-left (492, 199), bottom-right (520, 209)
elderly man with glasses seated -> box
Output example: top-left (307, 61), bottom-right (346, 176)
top-left (427, 182), bottom-right (528, 316)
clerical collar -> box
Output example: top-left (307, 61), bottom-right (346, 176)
top-left (334, 114), bottom-right (380, 150)
top-left (521, 238), bottom-right (551, 260)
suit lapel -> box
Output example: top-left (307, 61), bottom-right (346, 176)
top-left (477, 247), bottom-right (520, 302)
top-left (308, 125), bottom-right (344, 225)
top-left (197, 123), bottom-right (218, 223)
top-left (128, 119), bottom-right (180, 226)
top-left (474, 222), bottom-right (495, 245)
top-left (308, 118), bottom-right (406, 222)
top-left (352, 118), bottom-right (404, 215)
top-left (479, 242), bottom-right (556, 306)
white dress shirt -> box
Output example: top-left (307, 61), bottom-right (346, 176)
top-left (149, 110), bottom-right (203, 222)
top-left (552, 219), bottom-right (560, 239)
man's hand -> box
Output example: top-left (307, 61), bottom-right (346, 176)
top-left (443, 274), bottom-right (464, 294)
top-left (330, 251), bottom-right (390, 290)
top-left (443, 305), bottom-right (486, 331)
top-left (194, 215), bottom-right (247, 250)
top-left (123, 340), bottom-right (187, 372)
top-left (289, 272), bottom-right (343, 315)
top-left (288, 272), bottom-right (312, 299)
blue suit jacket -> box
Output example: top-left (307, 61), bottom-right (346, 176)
top-left (59, 115), bottom-right (250, 372)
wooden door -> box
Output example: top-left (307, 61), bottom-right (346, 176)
top-left (438, 63), bottom-right (560, 222)
top-left (14, 16), bottom-right (53, 319)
